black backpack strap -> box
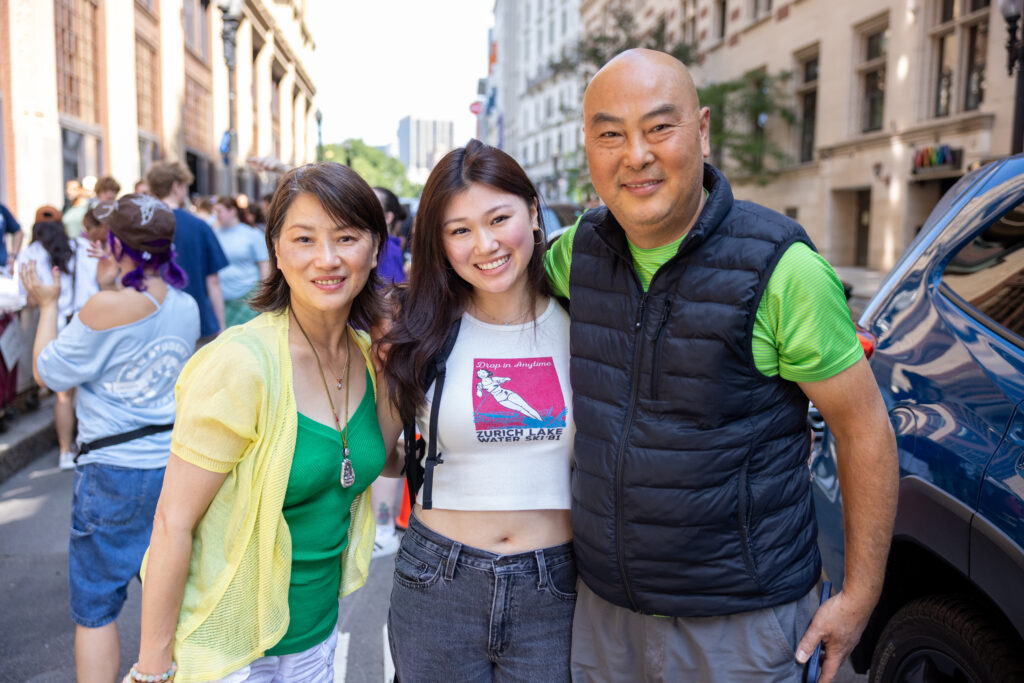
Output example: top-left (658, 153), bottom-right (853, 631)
top-left (76, 423), bottom-right (174, 460)
top-left (403, 317), bottom-right (462, 510)
top-left (402, 415), bottom-right (424, 505)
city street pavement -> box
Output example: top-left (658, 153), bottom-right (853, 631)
top-left (0, 449), bottom-right (397, 683)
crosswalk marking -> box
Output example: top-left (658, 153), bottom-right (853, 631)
top-left (383, 624), bottom-right (395, 683)
top-left (334, 631), bottom-right (350, 682)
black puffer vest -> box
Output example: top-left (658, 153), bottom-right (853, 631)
top-left (568, 164), bottom-right (820, 616)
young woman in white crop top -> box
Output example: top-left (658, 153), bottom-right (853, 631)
top-left (378, 139), bottom-right (575, 681)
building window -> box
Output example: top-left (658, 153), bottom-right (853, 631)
top-left (184, 76), bottom-right (211, 152)
top-left (751, 0), bottom-right (773, 19)
top-left (796, 53), bottom-right (818, 162)
top-left (715, 0), bottom-right (727, 40)
top-left (934, 31), bottom-right (955, 116)
top-left (964, 21), bottom-right (987, 110)
top-left (941, 0), bottom-right (955, 21)
top-left (927, 0), bottom-right (989, 118)
top-left (135, 36), bottom-right (159, 134)
top-left (858, 24), bottom-right (888, 133)
top-left (54, 0), bottom-right (100, 124)
top-left (183, 0), bottom-right (210, 62)
top-left (683, 0), bottom-right (698, 44)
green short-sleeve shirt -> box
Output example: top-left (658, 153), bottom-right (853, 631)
top-left (544, 218), bottom-right (862, 382)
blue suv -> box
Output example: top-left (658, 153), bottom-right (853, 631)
top-left (812, 154), bottom-right (1024, 682)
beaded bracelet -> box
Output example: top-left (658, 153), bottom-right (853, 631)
top-left (127, 662), bottom-right (177, 682)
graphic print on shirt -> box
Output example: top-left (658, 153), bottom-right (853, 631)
top-left (106, 336), bottom-right (193, 407)
top-left (473, 357), bottom-right (567, 443)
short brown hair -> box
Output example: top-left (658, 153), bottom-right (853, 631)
top-left (145, 161), bottom-right (194, 200)
top-left (214, 195), bottom-right (239, 214)
top-left (94, 176), bottom-right (121, 196)
top-left (249, 162), bottom-right (387, 329)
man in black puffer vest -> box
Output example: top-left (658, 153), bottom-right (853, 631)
top-left (543, 49), bottom-right (898, 682)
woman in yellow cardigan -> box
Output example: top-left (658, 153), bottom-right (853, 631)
top-left (129, 163), bottom-right (392, 683)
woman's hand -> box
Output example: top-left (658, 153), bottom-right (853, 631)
top-left (20, 262), bottom-right (60, 308)
top-left (88, 239), bottom-right (121, 290)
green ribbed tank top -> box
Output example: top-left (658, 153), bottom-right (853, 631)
top-left (266, 369), bottom-right (385, 655)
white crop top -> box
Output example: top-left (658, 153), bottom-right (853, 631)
top-left (416, 298), bottom-right (574, 511)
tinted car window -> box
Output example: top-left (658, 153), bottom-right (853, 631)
top-left (942, 200), bottom-right (1024, 340)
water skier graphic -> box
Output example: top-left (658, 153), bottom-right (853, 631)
top-left (472, 357), bottom-right (567, 432)
top-left (475, 368), bottom-right (542, 420)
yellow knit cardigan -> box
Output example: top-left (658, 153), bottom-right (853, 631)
top-left (140, 309), bottom-right (375, 682)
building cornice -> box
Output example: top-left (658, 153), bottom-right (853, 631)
top-left (245, 0), bottom-right (273, 38)
top-left (818, 112), bottom-right (995, 157)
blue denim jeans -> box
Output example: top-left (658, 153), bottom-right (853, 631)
top-left (387, 514), bottom-right (576, 682)
top-left (68, 463), bottom-right (164, 627)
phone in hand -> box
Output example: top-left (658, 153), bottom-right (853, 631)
top-left (804, 580), bottom-right (832, 683)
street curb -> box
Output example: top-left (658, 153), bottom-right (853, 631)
top-left (0, 394), bottom-right (57, 486)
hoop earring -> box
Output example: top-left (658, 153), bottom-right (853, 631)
top-left (533, 228), bottom-right (544, 245)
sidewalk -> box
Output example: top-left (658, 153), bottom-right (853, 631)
top-left (0, 393), bottom-right (57, 486)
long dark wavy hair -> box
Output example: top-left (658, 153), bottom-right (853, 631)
top-left (30, 221), bottom-right (73, 274)
top-left (382, 139), bottom-right (550, 422)
top-left (249, 162), bottom-right (388, 330)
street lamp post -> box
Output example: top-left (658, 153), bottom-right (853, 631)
top-left (315, 109), bottom-right (323, 162)
top-left (999, 0), bottom-right (1024, 155)
top-left (218, 0), bottom-right (244, 195)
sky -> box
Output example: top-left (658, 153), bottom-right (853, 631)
top-left (308, 1), bottom-right (494, 151)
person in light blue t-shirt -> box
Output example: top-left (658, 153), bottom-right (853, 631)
top-left (22, 193), bottom-right (199, 683)
top-left (213, 195), bottom-right (270, 327)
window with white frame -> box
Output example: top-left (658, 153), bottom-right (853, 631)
top-left (857, 21), bottom-right (888, 133)
top-left (683, 0), bottom-right (698, 44)
top-left (715, 0), bottom-right (728, 41)
top-left (928, 0), bottom-right (990, 118)
top-left (751, 0), bottom-right (773, 20)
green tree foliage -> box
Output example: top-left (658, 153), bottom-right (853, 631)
top-left (550, 5), bottom-right (696, 81)
top-left (550, 4), bottom-right (795, 184)
top-left (699, 69), bottom-right (795, 185)
top-left (323, 139), bottom-right (423, 198)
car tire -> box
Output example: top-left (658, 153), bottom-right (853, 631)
top-left (869, 594), bottom-right (1024, 683)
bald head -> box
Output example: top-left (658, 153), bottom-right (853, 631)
top-left (580, 48), bottom-right (711, 248)
top-left (583, 49), bottom-right (701, 127)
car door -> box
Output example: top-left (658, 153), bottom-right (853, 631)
top-left (972, 399), bottom-right (1024, 642)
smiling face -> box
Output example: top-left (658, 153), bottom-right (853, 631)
top-left (441, 183), bottom-right (537, 305)
top-left (274, 192), bottom-right (378, 319)
top-left (583, 49), bottom-right (710, 248)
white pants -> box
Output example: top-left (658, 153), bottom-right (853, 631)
top-left (209, 628), bottom-right (338, 682)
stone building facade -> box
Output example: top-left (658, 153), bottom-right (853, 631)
top-left (0, 0), bottom-right (318, 224)
top-left (546, 0), bottom-right (1016, 270)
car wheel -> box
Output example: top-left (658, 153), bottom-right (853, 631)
top-left (869, 594), bottom-right (1024, 683)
